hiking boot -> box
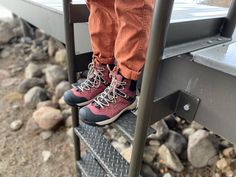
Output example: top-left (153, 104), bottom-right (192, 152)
top-left (64, 62), bottom-right (112, 107)
top-left (79, 69), bottom-right (137, 126)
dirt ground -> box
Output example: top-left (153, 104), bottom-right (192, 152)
top-left (0, 50), bottom-right (76, 177)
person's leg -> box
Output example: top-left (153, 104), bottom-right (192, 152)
top-left (87, 0), bottom-right (117, 65)
top-left (79, 0), bottom-right (154, 126)
top-left (64, 0), bottom-right (117, 107)
top-left (115, 0), bottom-right (154, 81)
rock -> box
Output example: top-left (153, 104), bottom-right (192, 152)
top-left (223, 147), bottom-right (235, 158)
top-left (0, 22), bottom-right (15, 44)
top-left (187, 129), bottom-right (218, 168)
top-left (158, 145), bottom-right (184, 172)
top-left (62, 109), bottom-right (72, 119)
top-left (165, 130), bottom-right (187, 154)
top-left (26, 48), bottom-right (48, 61)
top-left (25, 62), bottom-right (42, 79)
top-left (18, 78), bottom-right (45, 94)
top-left (163, 173), bottom-right (172, 177)
top-left (44, 65), bottom-right (67, 88)
top-left (149, 120), bottom-right (169, 141)
top-left (230, 159), bottom-right (236, 169)
top-left (55, 81), bottom-right (70, 99)
top-left (164, 115), bottom-right (178, 129)
top-left (0, 69), bottom-right (10, 81)
top-left (10, 120), bottom-right (23, 131)
top-left (25, 118), bottom-right (42, 135)
top-left (117, 136), bottom-right (128, 145)
top-left (37, 100), bottom-right (57, 109)
top-left (58, 96), bottom-right (69, 110)
top-left (190, 121), bottom-right (204, 130)
top-left (67, 127), bottom-right (74, 141)
top-left (33, 106), bottom-right (63, 130)
top-left (121, 146), bottom-right (132, 163)
top-left (48, 37), bottom-right (64, 57)
top-left (148, 140), bottom-right (160, 147)
top-left (42, 151), bottom-right (51, 162)
top-left (54, 49), bottom-right (67, 65)
top-left (216, 158), bottom-right (228, 170)
top-left (141, 164), bottom-right (157, 177)
top-left (24, 87), bottom-right (49, 108)
top-left (223, 167), bottom-right (234, 177)
top-left (65, 116), bottom-right (72, 127)
top-left (1, 78), bottom-right (20, 88)
top-left (143, 146), bottom-right (159, 164)
top-left (111, 141), bottom-right (126, 152)
top-left (40, 131), bottom-right (52, 140)
top-left (182, 127), bottom-right (195, 138)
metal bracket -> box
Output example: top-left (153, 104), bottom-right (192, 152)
top-left (150, 90), bottom-right (200, 125)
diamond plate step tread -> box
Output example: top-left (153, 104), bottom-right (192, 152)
top-left (77, 153), bottom-right (108, 177)
top-left (74, 123), bottom-right (141, 177)
top-left (112, 111), bottom-right (156, 143)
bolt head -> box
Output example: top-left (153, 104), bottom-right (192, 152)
top-left (183, 104), bottom-right (190, 111)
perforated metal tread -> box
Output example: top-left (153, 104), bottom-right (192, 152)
top-left (112, 111), bottom-right (156, 143)
top-left (74, 123), bottom-right (141, 177)
top-left (77, 153), bottom-right (108, 177)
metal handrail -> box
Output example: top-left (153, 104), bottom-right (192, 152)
top-left (128, 0), bottom-right (174, 177)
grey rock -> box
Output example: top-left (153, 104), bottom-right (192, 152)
top-left (0, 22), bottom-right (15, 44)
top-left (149, 120), bottom-right (169, 141)
top-left (25, 62), bottom-right (42, 79)
top-left (141, 164), bottom-right (157, 177)
top-left (158, 145), bottom-right (184, 172)
top-left (18, 78), bottom-right (45, 94)
top-left (163, 173), bottom-right (173, 177)
top-left (143, 145), bottom-right (159, 164)
top-left (54, 49), bottom-right (67, 65)
top-left (48, 37), bottom-right (64, 57)
top-left (40, 131), bottom-right (52, 140)
top-left (165, 130), bottom-right (187, 154)
top-left (24, 86), bottom-right (49, 108)
top-left (10, 120), bottom-right (23, 131)
top-left (58, 96), bottom-right (70, 110)
top-left (25, 118), bottom-right (42, 135)
top-left (42, 151), bottom-right (51, 162)
top-left (188, 129), bottom-right (218, 168)
top-left (62, 108), bottom-right (72, 119)
top-left (33, 106), bottom-right (63, 130)
top-left (222, 147), bottom-right (235, 158)
top-left (44, 65), bottom-right (67, 88)
top-left (26, 49), bottom-right (48, 61)
top-left (55, 81), bottom-right (70, 99)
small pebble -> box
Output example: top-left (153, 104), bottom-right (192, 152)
top-left (42, 151), bottom-right (51, 162)
top-left (10, 120), bottom-right (23, 131)
top-left (40, 131), bottom-right (52, 140)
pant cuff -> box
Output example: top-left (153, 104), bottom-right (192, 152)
top-left (94, 55), bottom-right (114, 65)
top-left (118, 65), bottom-right (140, 81)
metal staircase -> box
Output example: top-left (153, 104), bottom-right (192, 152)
top-left (62, 0), bottom-right (236, 177)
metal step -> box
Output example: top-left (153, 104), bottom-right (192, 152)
top-left (112, 111), bottom-right (156, 143)
top-left (74, 123), bottom-right (141, 177)
top-left (77, 153), bottom-right (108, 177)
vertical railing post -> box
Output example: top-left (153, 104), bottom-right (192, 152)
top-left (62, 0), bottom-right (81, 163)
top-left (128, 0), bottom-right (174, 177)
top-left (221, 0), bottom-right (236, 38)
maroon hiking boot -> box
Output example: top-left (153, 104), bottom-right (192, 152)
top-left (79, 69), bottom-right (137, 126)
top-left (64, 62), bottom-right (112, 107)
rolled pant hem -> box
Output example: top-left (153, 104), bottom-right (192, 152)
top-left (119, 66), bottom-right (140, 81)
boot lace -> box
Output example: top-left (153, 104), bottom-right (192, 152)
top-left (76, 62), bottom-right (108, 92)
top-left (94, 73), bottom-right (127, 109)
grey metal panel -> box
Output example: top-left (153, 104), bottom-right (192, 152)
top-left (154, 56), bottom-right (236, 144)
top-left (192, 41), bottom-right (236, 77)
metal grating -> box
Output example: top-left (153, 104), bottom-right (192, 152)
top-left (77, 153), bottom-right (108, 177)
top-left (112, 112), bottom-right (156, 143)
top-left (74, 123), bottom-right (141, 177)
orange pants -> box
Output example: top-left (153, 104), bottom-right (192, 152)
top-left (86, 0), bottom-right (154, 80)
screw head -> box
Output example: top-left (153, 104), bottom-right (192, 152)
top-left (183, 104), bottom-right (190, 111)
